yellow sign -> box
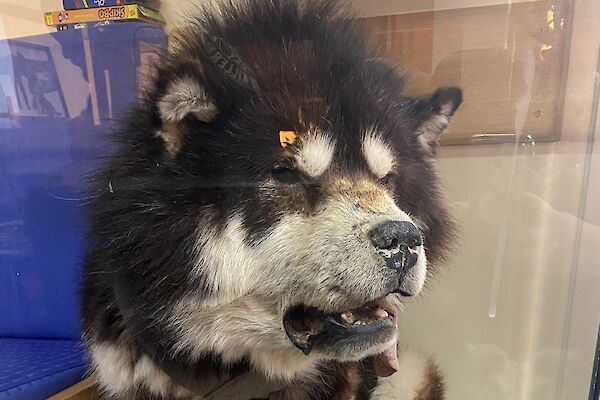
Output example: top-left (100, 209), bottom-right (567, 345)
top-left (279, 131), bottom-right (297, 148)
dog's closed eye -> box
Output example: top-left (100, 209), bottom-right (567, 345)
top-left (272, 165), bottom-right (302, 184)
top-left (378, 171), bottom-right (396, 186)
top-left (379, 174), bottom-right (391, 186)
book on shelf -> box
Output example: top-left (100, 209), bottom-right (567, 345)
top-left (62, 0), bottom-right (160, 11)
top-left (56, 20), bottom-right (116, 31)
top-left (44, 4), bottom-right (165, 26)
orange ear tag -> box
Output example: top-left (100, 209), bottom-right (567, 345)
top-left (279, 131), bottom-right (297, 148)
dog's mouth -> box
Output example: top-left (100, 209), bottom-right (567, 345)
top-left (283, 295), bottom-right (399, 377)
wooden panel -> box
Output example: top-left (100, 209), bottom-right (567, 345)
top-left (360, 12), bottom-right (435, 74)
top-left (47, 377), bottom-right (103, 400)
top-left (359, 1), bottom-right (571, 144)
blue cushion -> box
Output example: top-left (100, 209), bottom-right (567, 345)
top-left (0, 23), bottom-right (167, 339)
top-left (0, 338), bottom-right (86, 400)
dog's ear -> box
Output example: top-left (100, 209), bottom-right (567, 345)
top-left (154, 32), bottom-right (259, 154)
top-left (154, 60), bottom-right (222, 155)
top-left (414, 86), bottom-right (462, 157)
top-left (157, 62), bottom-right (219, 125)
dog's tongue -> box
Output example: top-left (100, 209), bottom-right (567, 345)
top-left (373, 340), bottom-right (399, 377)
top-left (372, 295), bottom-right (399, 377)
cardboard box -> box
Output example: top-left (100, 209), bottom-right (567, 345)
top-left (44, 4), bottom-right (165, 26)
top-left (63, 0), bottom-right (160, 11)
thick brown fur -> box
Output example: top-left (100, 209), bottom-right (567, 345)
top-left (81, 1), bottom-right (461, 399)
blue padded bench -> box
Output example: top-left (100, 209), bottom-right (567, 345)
top-left (0, 23), bottom-right (167, 399)
top-left (0, 339), bottom-right (86, 400)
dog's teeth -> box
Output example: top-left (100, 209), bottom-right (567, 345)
top-left (374, 309), bottom-right (388, 319)
top-left (353, 321), bottom-right (360, 325)
top-left (340, 312), bottom-right (354, 324)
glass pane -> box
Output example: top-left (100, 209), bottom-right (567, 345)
top-left (1, 1), bottom-right (598, 399)
top-left (350, 1), bottom-right (600, 399)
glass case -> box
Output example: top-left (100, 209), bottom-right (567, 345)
top-left (0, 1), bottom-right (598, 399)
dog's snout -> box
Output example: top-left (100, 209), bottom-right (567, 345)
top-left (369, 221), bottom-right (422, 272)
top-left (369, 221), bottom-right (422, 250)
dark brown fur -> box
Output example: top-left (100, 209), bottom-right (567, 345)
top-left (81, 1), bottom-right (461, 398)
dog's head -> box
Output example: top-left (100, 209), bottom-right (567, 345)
top-left (105, 0), bottom-right (461, 380)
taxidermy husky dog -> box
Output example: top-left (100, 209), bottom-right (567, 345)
top-left (81, 0), bottom-right (462, 399)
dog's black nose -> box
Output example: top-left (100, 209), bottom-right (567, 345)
top-left (369, 221), bottom-right (422, 271)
